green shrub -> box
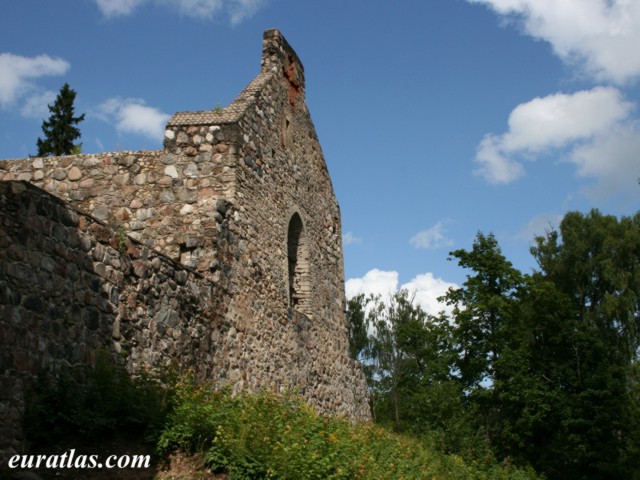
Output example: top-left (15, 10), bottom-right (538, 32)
top-left (23, 362), bottom-right (540, 479)
top-left (24, 351), bottom-right (171, 444)
top-left (158, 377), bottom-right (540, 480)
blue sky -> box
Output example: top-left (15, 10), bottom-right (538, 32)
top-left (1, 0), bottom-right (639, 314)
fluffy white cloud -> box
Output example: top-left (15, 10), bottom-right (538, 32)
top-left (345, 269), bottom-right (457, 317)
top-left (475, 134), bottom-right (526, 184)
top-left (503, 88), bottom-right (631, 151)
top-left (0, 53), bottom-right (69, 107)
top-left (468, 0), bottom-right (640, 83)
top-left (95, 0), bottom-right (261, 22)
top-left (97, 97), bottom-right (171, 140)
top-left (95, 0), bottom-right (146, 17)
top-left (474, 87), bottom-right (636, 188)
top-left (409, 220), bottom-right (454, 250)
top-left (20, 90), bottom-right (57, 118)
top-left (342, 231), bottom-right (363, 246)
top-left (345, 269), bottom-right (398, 301)
top-left (400, 273), bottom-right (458, 316)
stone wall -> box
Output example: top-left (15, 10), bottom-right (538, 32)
top-left (0, 148), bottom-right (232, 275)
top-left (0, 29), bottom-right (371, 459)
top-left (0, 180), bottom-right (224, 457)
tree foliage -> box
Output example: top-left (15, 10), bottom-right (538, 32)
top-left (36, 83), bottom-right (85, 156)
top-left (444, 232), bottom-right (522, 390)
top-left (521, 210), bottom-right (640, 479)
top-left (349, 209), bottom-right (640, 479)
top-left (347, 291), bottom-right (486, 456)
top-left (346, 293), bottom-right (370, 362)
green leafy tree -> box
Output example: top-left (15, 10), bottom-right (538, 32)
top-left (492, 273), bottom-right (577, 471)
top-left (346, 293), bottom-right (371, 362)
top-left (345, 212), bottom-right (639, 478)
top-left (447, 214), bottom-right (640, 478)
top-left (441, 222), bottom-right (640, 478)
top-left (525, 210), bottom-right (640, 479)
top-left (346, 289), bottom-right (492, 457)
top-left (440, 233), bottom-right (527, 461)
top-left (36, 83), bottom-right (85, 156)
top-left (531, 210), bottom-right (640, 365)
top-left (444, 232), bottom-right (523, 390)
top-left (346, 293), bottom-right (377, 401)
top-left (366, 290), bottom-right (428, 430)
top-left (360, 291), bottom-right (454, 432)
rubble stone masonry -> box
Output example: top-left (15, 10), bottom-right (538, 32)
top-left (0, 29), bottom-right (370, 459)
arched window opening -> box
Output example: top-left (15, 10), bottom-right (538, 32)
top-left (287, 213), bottom-right (311, 316)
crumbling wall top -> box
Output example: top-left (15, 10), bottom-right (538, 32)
top-left (167, 29), bottom-right (305, 128)
top-left (261, 29), bottom-right (305, 86)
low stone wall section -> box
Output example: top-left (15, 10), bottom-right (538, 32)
top-left (0, 147), bottom-right (236, 275)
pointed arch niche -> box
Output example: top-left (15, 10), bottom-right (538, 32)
top-left (287, 212), bottom-right (312, 317)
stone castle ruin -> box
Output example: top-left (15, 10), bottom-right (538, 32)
top-left (0, 29), bottom-right (370, 457)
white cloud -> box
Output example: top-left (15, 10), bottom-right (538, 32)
top-left (409, 220), bottom-right (454, 250)
top-left (95, 0), bottom-right (146, 17)
top-left (475, 134), bottom-right (526, 184)
top-left (0, 53), bottom-right (69, 107)
top-left (570, 121), bottom-right (640, 200)
top-left (345, 269), bottom-right (398, 301)
top-left (345, 269), bottom-right (457, 317)
top-left (342, 231), bottom-right (363, 246)
top-left (469, 1), bottom-right (640, 199)
top-left (474, 87), bottom-right (636, 189)
top-left (20, 90), bottom-right (57, 118)
top-left (503, 88), bottom-right (631, 151)
top-left (468, 0), bottom-right (640, 84)
top-left (95, 0), bottom-right (261, 23)
top-left (97, 97), bottom-right (171, 140)
top-left (400, 273), bottom-right (458, 316)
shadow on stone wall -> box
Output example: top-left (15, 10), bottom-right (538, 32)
top-left (0, 181), bottom-right (224, 460)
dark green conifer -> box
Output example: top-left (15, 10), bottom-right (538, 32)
top-left (36, 83), bottom-right (85, 156)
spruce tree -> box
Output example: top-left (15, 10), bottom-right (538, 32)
top-left (36, 83), bottom-right (85, 156)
